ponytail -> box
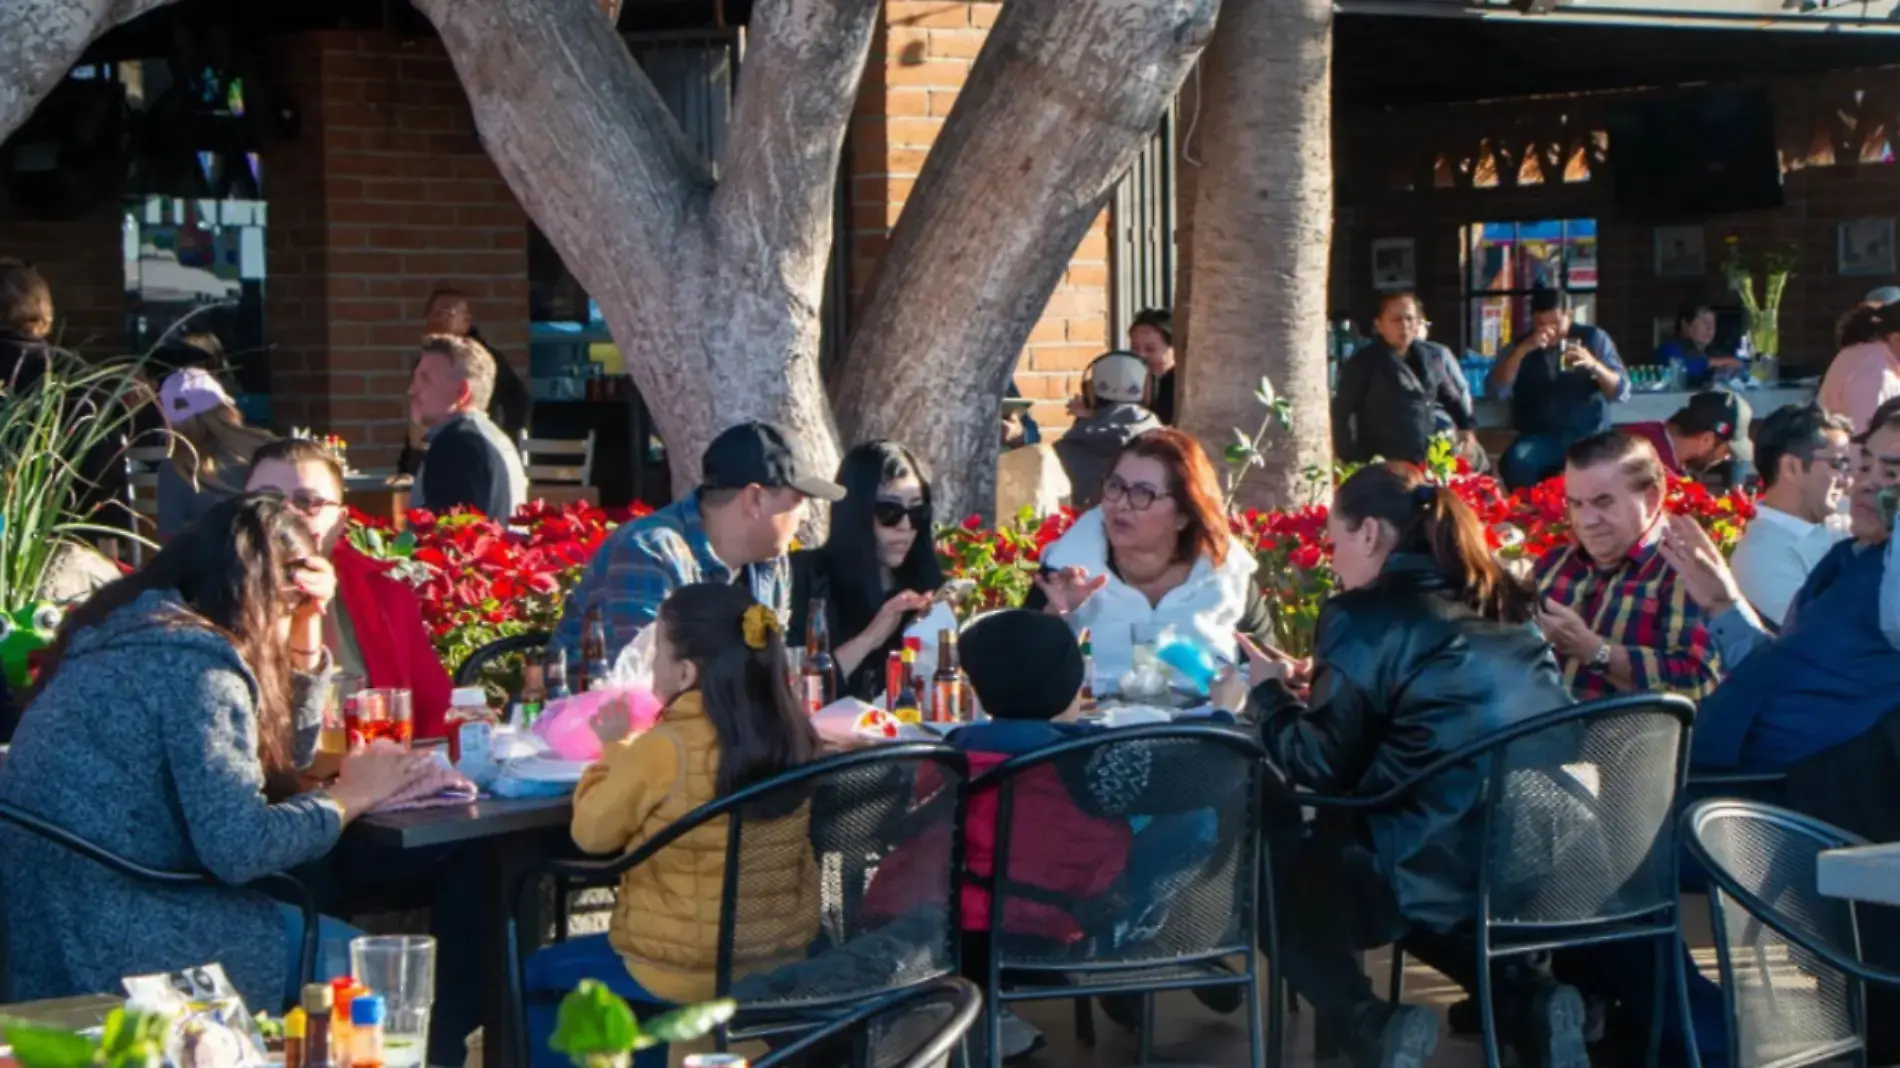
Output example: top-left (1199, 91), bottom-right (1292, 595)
top-left (657, 584), bottom-right (819, 795)
top-left (1335, 462), bottom-right (1535, 624)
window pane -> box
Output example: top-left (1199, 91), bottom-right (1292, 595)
top-left (1469, 222), bottom-right (1517, 291)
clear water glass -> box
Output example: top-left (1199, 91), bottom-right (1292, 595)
top-left (349, 935), bottom-right (436, 1068)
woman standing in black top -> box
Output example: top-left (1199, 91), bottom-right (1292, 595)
top-left (789, 441), bottom-right (944, 702)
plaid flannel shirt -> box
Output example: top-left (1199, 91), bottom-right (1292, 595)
top-left (1533, 536), bottom-right (1722, 702)
top-left (548, 494), bottom-right (791, 673)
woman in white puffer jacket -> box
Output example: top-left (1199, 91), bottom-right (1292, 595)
top-left (1025, 428), bottom-right (1277, 690)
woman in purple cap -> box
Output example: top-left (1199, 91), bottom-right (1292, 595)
top-left (156, 367), bottom-right (276, 540)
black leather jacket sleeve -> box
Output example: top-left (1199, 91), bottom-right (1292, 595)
top-left (1251, 666), bottom-right (1380, 796)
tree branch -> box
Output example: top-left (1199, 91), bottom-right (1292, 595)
top-left (0, 0), bottom-right (174, 141)
top-left (710, 0), bottom-right (880, 297)
top-left (410, 0), bottom-right (710, 318)
top-left (831, 0), bottom-right (1218, 520)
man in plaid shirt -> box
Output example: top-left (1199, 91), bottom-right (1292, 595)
top-left (1532, 431), bottom-right (1722, 701)
top-left (549, 422), bottom-right (845, 674)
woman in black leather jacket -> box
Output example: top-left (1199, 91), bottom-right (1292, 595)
top-left (1235, 461), bottom-right (1583, 1068)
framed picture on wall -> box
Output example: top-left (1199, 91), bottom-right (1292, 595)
top-left (1371, 238), bottom-right (1417, 290)
top-left (1653, 226), bottom-right (1705, 277)
top-left (1839, 219), bottom-right (1896, 277)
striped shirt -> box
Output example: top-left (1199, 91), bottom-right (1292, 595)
top-left (1533, 536), bottom-right (1722, 702)
top-left (548, 493), bottom-right (791, 673)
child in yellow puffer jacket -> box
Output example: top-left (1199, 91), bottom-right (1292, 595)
top-left (525, 583), bottom-right (822, 1068)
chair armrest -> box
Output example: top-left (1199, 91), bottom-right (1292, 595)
top-left (1687, 769), bottom-right (1788, 786)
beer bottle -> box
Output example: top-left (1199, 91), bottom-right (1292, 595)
top-left (931, 629), bottom-right (962, 724)
top-left (579, 607), bottom-right (609, 691)
top-left (801, 598), bottom-right (836, 713)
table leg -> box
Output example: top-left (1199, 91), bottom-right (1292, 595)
top-left (478, 833), bottom-right (554, 1068)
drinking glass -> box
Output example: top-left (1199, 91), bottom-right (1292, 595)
top-left (318, 673), bottom-right (363, 757)
top-left (349, 688), bottom-right (414, 749)
top-left (349, 936), bottom-right (436, 1068)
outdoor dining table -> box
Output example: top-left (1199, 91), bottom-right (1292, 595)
top-left (1816, 841), bottom-right (1900, 906)
top-left (353, 794), bottom-right (574, 1068)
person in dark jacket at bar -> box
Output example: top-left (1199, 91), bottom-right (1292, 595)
top-left (398, 289), bottom-right (531, 475)
top-left (1332, 292), bottom-right (1478, 466)
top-left (408, 335), bottom-right (527, 520)
top-left (1488, 289), bottom-right (1630, 490)
top-left (1223, 461), bottom-right (1584, 1068)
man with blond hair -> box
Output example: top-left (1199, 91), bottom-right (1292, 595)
top-left (408, 334), bottom-right (526, 520)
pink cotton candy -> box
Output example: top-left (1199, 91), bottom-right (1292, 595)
top-left (532, 688), bottom-right (664, 761)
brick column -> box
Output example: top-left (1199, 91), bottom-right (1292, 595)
top-left (849, 0), bottom-right (1111, 433)
top-left (263, 30), bottom-right (531, 468)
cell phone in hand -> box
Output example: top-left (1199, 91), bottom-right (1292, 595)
top-left (1879, 487), bottom-right (1900, 534)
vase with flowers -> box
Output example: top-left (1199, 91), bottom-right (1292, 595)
top-left (1723, 236), bottom-right (1798, 380)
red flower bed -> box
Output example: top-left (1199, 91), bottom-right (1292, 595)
top-left (347, 499), bottom-right (649, 669)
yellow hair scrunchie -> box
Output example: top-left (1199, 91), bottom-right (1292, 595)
top-left (741, 604), bottom-right (779, 651)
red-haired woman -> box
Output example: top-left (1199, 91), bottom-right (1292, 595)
top-left (1028, 428), bottom-right (1274, 686)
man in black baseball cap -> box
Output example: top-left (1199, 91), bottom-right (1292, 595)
top-left (1627, 390), bottom-right (1752, 478)
top-left (547, 420), bottom-right (844, 672)
top-left (699, 421), bottom-right (846, 501)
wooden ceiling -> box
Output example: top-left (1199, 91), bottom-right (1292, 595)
top-left (1333, 12), bottom-right (1900, 112)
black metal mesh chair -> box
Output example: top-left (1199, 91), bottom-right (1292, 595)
top-left (1683, 799), bottom-right (1900, 1068)
top-left (971, 724), bottom-right (1273, 1068)
top-left (755, 976), bottom-right (983, 1068)
top-left (0, 798), bottom-right (319, 1004)
top-left (508, 743), bottom-right (968, 1064)
top-left (453, 630), bottom-right (550, 686)
top-left (1300, 692), bottom-right (1697, 1068)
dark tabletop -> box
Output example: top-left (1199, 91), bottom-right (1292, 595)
top-left (351, 795), bottom-right (573, 850)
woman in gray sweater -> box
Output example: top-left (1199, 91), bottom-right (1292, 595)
top-left (0, 495), bottom-right (432, 1009)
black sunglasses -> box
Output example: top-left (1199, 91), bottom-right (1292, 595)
top-left (873, 500), bottom-right (929, 530)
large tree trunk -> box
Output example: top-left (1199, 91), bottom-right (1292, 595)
top-left (0, 0), bottom-right (168, 138)
top-left (1179, 0), bottom-right (1334, 510)
top-left (413, 0), bottom-right (871, 494)
top-left (832, 0), bottom-right (1219, 523)
top-left (6, 0), bottom-right (1217, 528)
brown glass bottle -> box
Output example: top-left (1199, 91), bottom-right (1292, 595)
top-left (931, 630), bottom-right (962, 723)
top-left (801, 598), bottom-right (836, 713)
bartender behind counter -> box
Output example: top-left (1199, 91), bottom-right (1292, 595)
top-left (1487, 288), bottom-right (1629, 490)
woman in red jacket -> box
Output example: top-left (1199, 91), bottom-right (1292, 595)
top-left (246, 438), bottom-right (453, 739)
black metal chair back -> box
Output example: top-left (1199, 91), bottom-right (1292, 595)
top-left (508, 743), bottom-right (968, 1065)
top-left (1683, 799), bottom-right (1897, 1068)
top-left (972, 724), bottom-right (1273, 1068)
top-left (0, 798), bottom-right (318, 1004)
top-left (453, 631), bottom-right (551, 687)
top-left (1301, 691), bottom-right (1697, 1068)
top-left (754, 976), bottom-right (983, 1068)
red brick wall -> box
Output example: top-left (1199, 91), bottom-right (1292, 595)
top-left (850, 0), bottom-right (1111, 431)
top-left (263, 30), bottom-right (530, 467)
top-left (1334, 69), bottom-right (1900, 378)
top-left (0, 197), bottom-right (126, 355)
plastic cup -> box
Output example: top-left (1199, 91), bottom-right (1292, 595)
top-left (349, 688), bottom-right (414, 749)
top-left (349, 935), bottom-right (436, 1068)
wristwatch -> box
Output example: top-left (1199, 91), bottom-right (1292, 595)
top-left (1588, 642), bottom-right (1613, 671)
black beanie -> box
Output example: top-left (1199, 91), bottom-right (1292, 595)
top-left (960, 610), bottom-right (1085, 721)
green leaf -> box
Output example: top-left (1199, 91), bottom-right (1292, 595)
top-left (633, 1001), bottom-right (736, 1050)
top-left (1223, 443), bottom-right (1256, 467)
top-left (548, 980), bottom-right (640, 1065)
top-left (3, 1019), bottom-right (99, 1068)
top-left (1255, 375), bottom-right (1277, 409)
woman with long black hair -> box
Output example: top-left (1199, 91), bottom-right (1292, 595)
top-left (789, 441), bottom-right (946, 702)
top-left (0, 495), bottom-right (431, 1009)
